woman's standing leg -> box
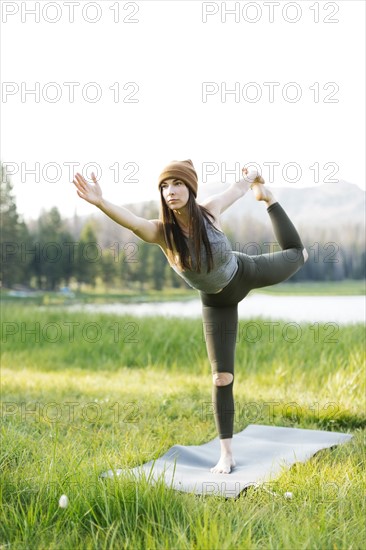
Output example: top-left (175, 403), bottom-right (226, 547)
top-left (201, 303), bottom-right (238, 473)
top-left (200, 183), bottom-right (308, 473)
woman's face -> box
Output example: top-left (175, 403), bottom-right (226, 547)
top-left (160, 178), bottom-right (190, 211)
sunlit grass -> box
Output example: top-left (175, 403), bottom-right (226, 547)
top-left (1, 304), bottom-right (365, 549)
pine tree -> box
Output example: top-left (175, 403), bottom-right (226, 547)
top-left (29, 207), bottom-right (74, 290)
top-left (75, 221), bottom-right (100, 288)
top-left (0, 164), bottom-right (30, 287)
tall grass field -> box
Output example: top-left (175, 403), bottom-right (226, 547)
top-left (1, 302), bottom-right (365, 549)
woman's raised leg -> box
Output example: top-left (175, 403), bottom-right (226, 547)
top-left (242, 184), bottom-right (308, 290)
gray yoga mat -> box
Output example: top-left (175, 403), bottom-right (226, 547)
top-left (101, 424), bottom-right (353, 498)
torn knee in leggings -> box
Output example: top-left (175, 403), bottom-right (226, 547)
top-left (213, 372), bottom-right (234, 386)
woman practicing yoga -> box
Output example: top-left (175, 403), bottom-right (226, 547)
top-left (73, 160), bottom-right (308, 474)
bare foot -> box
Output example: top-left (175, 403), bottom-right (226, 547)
top-left (251, 183), bottom-right (276, 206)
top-left (210, 454), bottom-right (236, 474)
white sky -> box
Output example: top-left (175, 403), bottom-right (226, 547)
top-left (1, 0), bottom-right (365, 220)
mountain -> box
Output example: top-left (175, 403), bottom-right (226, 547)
top-left (198, 179), bottom-right (365, 229)
top-left (65, 180), bottom-right (365, 245)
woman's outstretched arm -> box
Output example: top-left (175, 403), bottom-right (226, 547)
top-left (72, 172), bottom-right (161, 244)
top-left (199, 167), bottom-right (263, 218)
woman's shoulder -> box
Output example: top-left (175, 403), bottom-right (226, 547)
top-left (200, 205), bottom-right (223, 233)
top-left (149, 219), bottom-right (170, 250)
top-left (149, 218), bottom-right (164, 233)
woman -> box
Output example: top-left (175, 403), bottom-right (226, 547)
top-left (73, 160), bottom-right (308, 474)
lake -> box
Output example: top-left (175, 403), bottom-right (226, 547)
top-left (64, 294), bottom-right (365, 325)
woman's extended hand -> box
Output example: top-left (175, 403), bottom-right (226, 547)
top-left (241, 167), bottom-right (265, 185)
top-left (72, 172), bottom-right (103, 206)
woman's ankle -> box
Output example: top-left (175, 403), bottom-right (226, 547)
top-left (219, 437), bottom-right (233, 454)
top-left (266, 197), bottom-right (278, 208)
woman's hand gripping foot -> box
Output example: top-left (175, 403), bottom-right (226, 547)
top-left (242, 167), bottom-right (265, 186)
top-left (242, 167), bottom-right (276, 205)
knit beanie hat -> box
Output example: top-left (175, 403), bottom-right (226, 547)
top-left (158, 159), bottom-right (198, 197)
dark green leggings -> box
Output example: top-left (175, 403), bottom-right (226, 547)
top-left (199, 202), bottom-right (306, 439)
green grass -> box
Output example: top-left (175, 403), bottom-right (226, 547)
top-left (1, 304), bottom-right (365, 549)
top-left (255, 279), bottom-right (366, 296)
top-left (1, 279), bottom-right (365, 307)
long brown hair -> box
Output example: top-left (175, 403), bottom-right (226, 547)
top-left (159, 187), bottom-right (216, 273)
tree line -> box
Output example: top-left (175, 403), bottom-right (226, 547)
top-left (1, 166), bottom-right (364, 291)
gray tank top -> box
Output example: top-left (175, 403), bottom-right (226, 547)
top-left (167, 216), bottom-right (238, 294)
